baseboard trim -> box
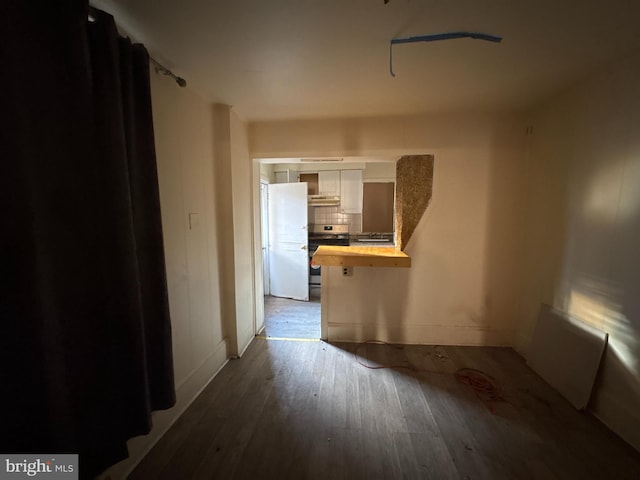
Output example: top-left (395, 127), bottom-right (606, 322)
top-left (590, 389), bottom-right (640, 452)
top-left (327, 323), bottom-right (514, 346)
top-left (99, 340), bottom-right (229, 479)
top-left (237, 334), bottom-right (256, 357)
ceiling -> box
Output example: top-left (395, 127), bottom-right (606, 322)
top-left (93, 0), bottom-right (640, 122)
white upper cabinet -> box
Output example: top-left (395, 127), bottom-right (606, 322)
top-left (318, 170), bottom-right (340, 196)
top-left (340, 170), bottom-right (363, 214)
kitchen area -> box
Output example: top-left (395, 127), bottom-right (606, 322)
top-left (281, 161), bottom-right (396, 295)
top-left (260, 159), bottom-right (397, 338)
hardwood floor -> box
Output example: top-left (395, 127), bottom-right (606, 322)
top-left (130, 339), bottom-right (640, 479)
top-left (262, 295), bottom-right (320, 339)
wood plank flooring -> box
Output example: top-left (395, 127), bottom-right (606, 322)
top-left (262, 295), bottom-right (320, 339)
top-left (130, 339), bottom-right (640, 480)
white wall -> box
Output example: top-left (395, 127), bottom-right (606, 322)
top-left (212, 105), bottom-right (257, 357)
top-left (103, 71), bottom-right (229, 478)
top-left (517, 51), bottom-right (640, 451)
top-left (212, 105), bottom-right (238, 353)
top-left (363, 162), bottom-right (396, 182)
top-left (250, 113), bottom-right (526, 345)
top-left (260, 163), bottom-right (274, 183)
top-left (273, 162), bottom-right (367, 173)
top-left (230, 110), bottom-right (257, 354)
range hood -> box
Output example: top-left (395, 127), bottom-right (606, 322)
top-left (308, 195), bottom-right (340, 207)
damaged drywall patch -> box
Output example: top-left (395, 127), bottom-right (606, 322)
top-left (395, 155), bottom-right (434, 250)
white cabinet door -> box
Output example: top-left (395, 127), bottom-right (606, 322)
top-left (318, 170), bottom-right (340, 196)
top-left (268, 183), bottom-right (309, 301)
top-left (340, 170), bottom-right (363, 214)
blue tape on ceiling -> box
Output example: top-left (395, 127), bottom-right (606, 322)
top-left (389, 31), bottom-right (502, 77)
top-left (391, 32), bottom-right (503, 45)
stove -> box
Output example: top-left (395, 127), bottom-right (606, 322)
top-left (308, 224), bottom-right (350, 295)
top-left (308, 224), bottom-right (350, 248)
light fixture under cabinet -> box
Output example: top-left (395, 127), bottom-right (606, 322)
top-left (300, 158), bottom-right (344, 163)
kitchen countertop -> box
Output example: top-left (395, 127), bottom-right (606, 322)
top-left (311, 245), bottom-right (411, 268)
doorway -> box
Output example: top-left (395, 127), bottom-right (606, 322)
top-left (259, 169), bottom-right (321, 339)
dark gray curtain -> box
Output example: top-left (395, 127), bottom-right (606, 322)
top-left (0, 1), bottom-right (175, 477)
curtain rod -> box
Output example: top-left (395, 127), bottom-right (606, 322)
top-left (149, 58), bottom-right (187, 88)
top-left (88, 6), bottom-right (187, 88)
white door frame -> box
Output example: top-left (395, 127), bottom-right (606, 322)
top-left (260, 180), bottom-right (270, 296)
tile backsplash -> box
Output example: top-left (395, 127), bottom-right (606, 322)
top-left (309, 206), bottom-right (362, 233)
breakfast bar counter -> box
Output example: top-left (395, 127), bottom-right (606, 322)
top-left (311, 245), bottom-right (411, 268)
